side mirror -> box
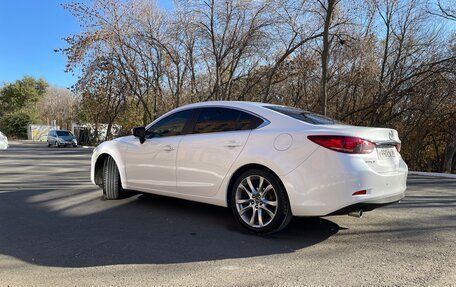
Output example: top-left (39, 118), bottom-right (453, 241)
top-left (132, 126), bottom-right (146, 144)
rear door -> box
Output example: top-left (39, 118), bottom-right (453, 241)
top-left (176, 107), bottom-right (264, 197)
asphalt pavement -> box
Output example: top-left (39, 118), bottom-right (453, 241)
top-left (0, 141), bottom-right (455, 286)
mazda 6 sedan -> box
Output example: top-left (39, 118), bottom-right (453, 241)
top-left (91, 101), bottom-right (408, 234)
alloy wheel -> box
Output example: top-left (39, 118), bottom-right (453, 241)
top-left (235, 175), bottom-right (278, 228)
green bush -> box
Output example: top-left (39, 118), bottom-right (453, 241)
top-left (0, 112), bottom-right (32, 139)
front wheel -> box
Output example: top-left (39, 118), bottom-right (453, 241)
top-left (102, 156), bottom-right (122, 200)
top-left (230, 169), bottom-right (292, 234)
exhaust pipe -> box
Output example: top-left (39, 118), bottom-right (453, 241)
top-left (348, 209), bottom-right (363, 218)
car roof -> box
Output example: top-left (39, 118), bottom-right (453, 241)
top-left (179, 101), bottom-right (275, 110)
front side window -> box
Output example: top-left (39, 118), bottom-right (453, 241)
top-left (146, 109), bottom-right (193, 138)
top-left (193, 107), bottom-right (264, 134)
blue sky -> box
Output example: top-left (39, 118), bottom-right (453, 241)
top-left (0, 0), bottom-right (79, 88)
top-left (0, 0), bottom-right (173, 89)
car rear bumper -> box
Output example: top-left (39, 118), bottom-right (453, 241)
top-left (328, 191), bottom-right (405, 215)
top-left (280, 147), bottom-right (408, 216)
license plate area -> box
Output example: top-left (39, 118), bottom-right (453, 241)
top-left (377, 147), bottom-right (396, 160)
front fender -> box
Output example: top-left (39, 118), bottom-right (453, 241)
top-left (90, 139), bottom-right (128, 187)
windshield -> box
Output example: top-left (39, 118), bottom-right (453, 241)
top-left (56, 131), bottom-right (73, 137)
top-left (265, 106), bottom-right (343, 125)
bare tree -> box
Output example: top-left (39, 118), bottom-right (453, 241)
top-left (60, 0), bottom-right (456, 173)
top-left (38, 86), bottom-right (75, 130)
top-left (429, 0), bottom-right (456, 21)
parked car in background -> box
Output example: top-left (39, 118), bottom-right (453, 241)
top-left (0, 131), bottom-right (8, 150)
top-left (91, 101), bottom-right (408, 234)
top-left (47, 130), bottom-right (78, 148)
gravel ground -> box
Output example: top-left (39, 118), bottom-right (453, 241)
top-left (0, 141), bottom-right (455, 287)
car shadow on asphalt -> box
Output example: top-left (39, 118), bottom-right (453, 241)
top-left (0, 189), bottom-right (339, 268)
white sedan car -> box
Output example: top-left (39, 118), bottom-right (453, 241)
top-left (0, 131), bottom-right (8, 150)
top-left (91, 101), bottom-right (407, 234)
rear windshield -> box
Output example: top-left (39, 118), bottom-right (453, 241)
top-left (265, 106), bottom-right (343, 125)
top-left (56, 131), bottom-right (73, 137)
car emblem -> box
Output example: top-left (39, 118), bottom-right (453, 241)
top-left (388, 130), bottom-right (394, 140)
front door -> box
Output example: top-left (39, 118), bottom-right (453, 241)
top-left (124, 136), bottom-right (182, 193)
top-left (124, 108), bottom-right (195, 193)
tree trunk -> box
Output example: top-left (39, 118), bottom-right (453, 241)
top-left (320, 0), bottom-right (336, 116)
top-left (105, 122), bottom-right (113, 142)
top-left (442, 127), bottom-right (456, 173)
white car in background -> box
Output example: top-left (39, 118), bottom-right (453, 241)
top-left (91, 101), bottom-right (408, 234)
top-left (0, 131), bottom-right (8, 150)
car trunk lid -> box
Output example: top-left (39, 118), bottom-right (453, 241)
top-left (310, 125), bottom-right (402, 174)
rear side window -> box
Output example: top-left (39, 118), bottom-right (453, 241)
top-left (238, 111), bottom-right (264, 130)
top-left (193, 107), bottom-right (264, 134)
top-left (147, 109), bottom-right (193, 138)
top-left (265, 106), bottom-right (343, 125)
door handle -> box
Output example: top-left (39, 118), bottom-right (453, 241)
top-left (225, 141), bottom-right (242, 148)
top-left (163, 145), bottom-right (175, 151)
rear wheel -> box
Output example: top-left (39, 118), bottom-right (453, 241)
top-left (102, 156), bottom-right (122, 200)
top-left (230, 169), bottom-right (292, 234)
top-left (47, 141), bottom-right (51, 147)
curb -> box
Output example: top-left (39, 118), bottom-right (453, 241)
top-left (409, 171), bottom-right (456, 179)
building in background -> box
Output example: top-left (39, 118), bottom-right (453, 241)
top-left (28, 123), bottom-right (121, 145)
top-left (72, 123), bottom-right (121, 145)
top-left (27, 124), bottom-right (58, 141)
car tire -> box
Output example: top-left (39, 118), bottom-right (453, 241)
top-left (55, 141), bottom-right (60, 148)
top-left (230, 169), bottom-right (292, 234)
top-left (47, 142), bottom-right (51, 147)
top-left (102, 156), bottom-right (122, 200)
top-left (73, 145), bottom-right (77, 148)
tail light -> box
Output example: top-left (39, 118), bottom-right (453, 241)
top-left (395, 143), bottom-right (401, 153)
top-left (308, 135), bottom-right (375, 154)
top-left (352, 190), bottom-right (367, 196)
